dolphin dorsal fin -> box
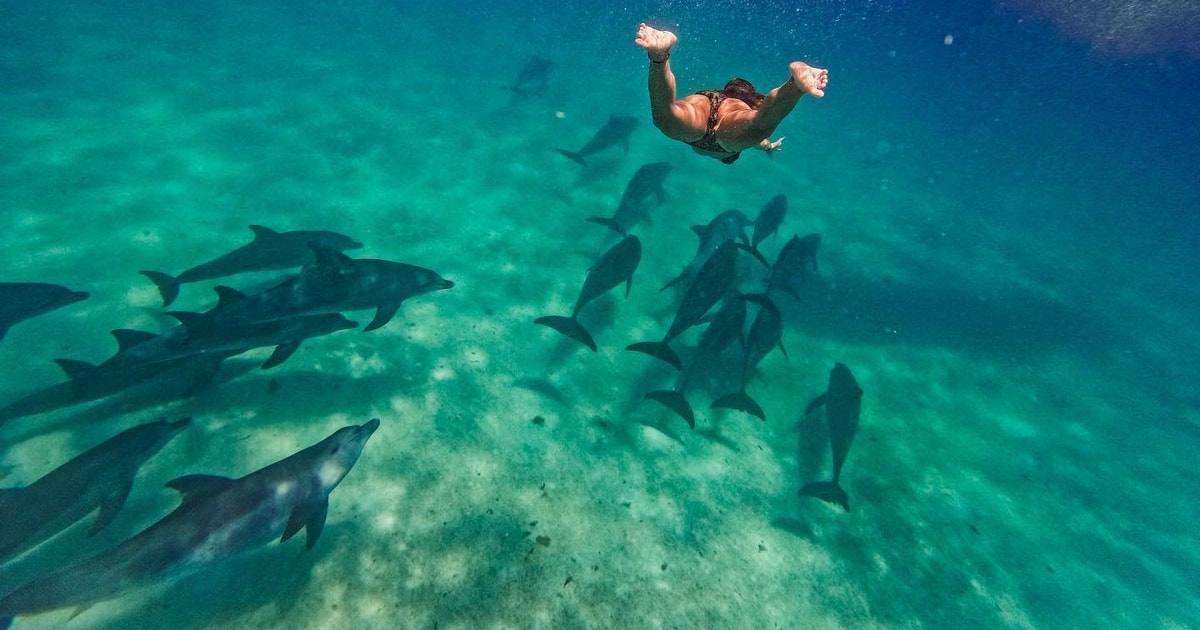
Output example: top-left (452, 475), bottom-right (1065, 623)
top-left (111, 329), bottom-right (158, 351)
top-left (166, 311), bottom-right (208, 336)
top-left (166, 474), bottom-right (235, 505)
top-left (54, 358), bottom-right (97, 380)
top-left (213, 285), bottom-right (247, 308)
top-left (306, 242), bottom-right (354, 272)
top-left (249, 224), bottom-right (280, 240)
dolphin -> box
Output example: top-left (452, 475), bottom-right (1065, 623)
top-left (627, 240), bottom-right (740, 369)
top-left (556, 115), bottom-right (638, 167)
top-left (747, 195), bottom-right (788, 266)
top-left (0, 418), bottom-right (379, 627)
top-left (505, 56), bottom-right (554, 97)
top-left (644, 294), bottom-right (747, 428)
top-left (0, 418), bottom-right (190, 565)
top-left (768, 233), bottom-right (821, 301)
top-left (0, 283), bottom-right (88, 342)
top-left (586, 162), bottom-right (672, 236)
top-left (711, 294), bottom-right (785, 421)
top-left (535, 235), bottom-right (641, 351)
top-left (201, 244), bottom-right (453, 332)
top-left (115, 311), bottom-right (359, 370)
top-left (0, 351), bottom-right (235, 425)
top-left (0, 313), bottom-right (354, 423)
top-left (662, 209), bottom-right (752, 291)
top-left (799, 363), bottom-right (863, 511)
top-left (140, 225), bottom-right (362, 307)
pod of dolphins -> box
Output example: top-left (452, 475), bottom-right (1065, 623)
top-left (0, 225), bottom-right (451, 626)
top-left (538, 143), bottom-right (866, 514)
top-left (0, 60), bottom-right (870, 626)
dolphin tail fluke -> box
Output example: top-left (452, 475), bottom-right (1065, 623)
top-left (711, 391), bottom-right (766, 421)
top-left (625, 341), bottom-right (682, 370)
top-left (799, 481), bottom-right (850, 511)
top-left (534, 315), bottom-right (597, 351)
top-left (140, 270), bottom-right (181, 307)
top-left (584, 217), bottom-right (627, 236)
top-left (555, 149), bottom-right (588, 167)
top-left (645, 389), bottom-right (695, 429)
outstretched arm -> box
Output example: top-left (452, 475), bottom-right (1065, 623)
top-left (635, 23), bottom-right (701, 140)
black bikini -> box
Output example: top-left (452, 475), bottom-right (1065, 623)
top-left (685, 90), bottom-right (750, 165)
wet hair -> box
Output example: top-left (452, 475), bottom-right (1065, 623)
top-left (721, 78), bottom-right (764, 109)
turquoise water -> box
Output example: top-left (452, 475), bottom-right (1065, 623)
top-left (1, 0), bottom-right (1197, 627)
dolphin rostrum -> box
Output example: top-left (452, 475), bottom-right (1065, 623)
top-left (799, 363), bottom-right (863, 511)
top-left (0, 283), bottom-right (88, 342)
top-left (0, 418), bottom-right (190, 565)
top-left (0, 418), bottom-right (379, 627)
top-left (535, 235), bottom-right (641, 351)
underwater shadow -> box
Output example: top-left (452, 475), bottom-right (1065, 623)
top-left (779, 272), bottom-right (1119, 360)
top-left (91, 529), bottom-right (334, 630)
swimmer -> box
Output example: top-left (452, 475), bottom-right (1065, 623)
top-left (634, 23), bottom-right (829, 164)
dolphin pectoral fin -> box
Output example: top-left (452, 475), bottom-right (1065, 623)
top-left (585, 217), bottom-right (627, 237)
top-left (804, 392), bottom-right (828, 415)
top-left (745, 244), bottom-right (771, 268)
top-left (798, 481), bottom-right (850, 511)
top-left (282, 498), bottom-right (329, 549)
top-left (660, 271), bottom-right (687, 292)
top-left (555, 149), bottom-right (588, 167)
top-left (534, 315), bottom-right (597, 351)
top-left (140, 270), bottom-right (181, 307)
top-left (167, 474), bottom-right (235, 506)
top-left (364, 303), bottom-right (400, 332)
top-left (262, 342), bottom-right (300, 369)
top-left (67, 604), bottom-right (95, 622)
top-left (89, 479), bottom-right (133, 536)
top-left (281, 506), bottom-right (307, 543)
top-left (645, 390), bottom-right (695, 429)
top-left (306, 498), bottom-right (329, 550)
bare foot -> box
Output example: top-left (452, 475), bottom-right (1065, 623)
top-left (635, 23), bottom-right (677, 62)
top-left (790, 62), bottom-right (829, 98)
